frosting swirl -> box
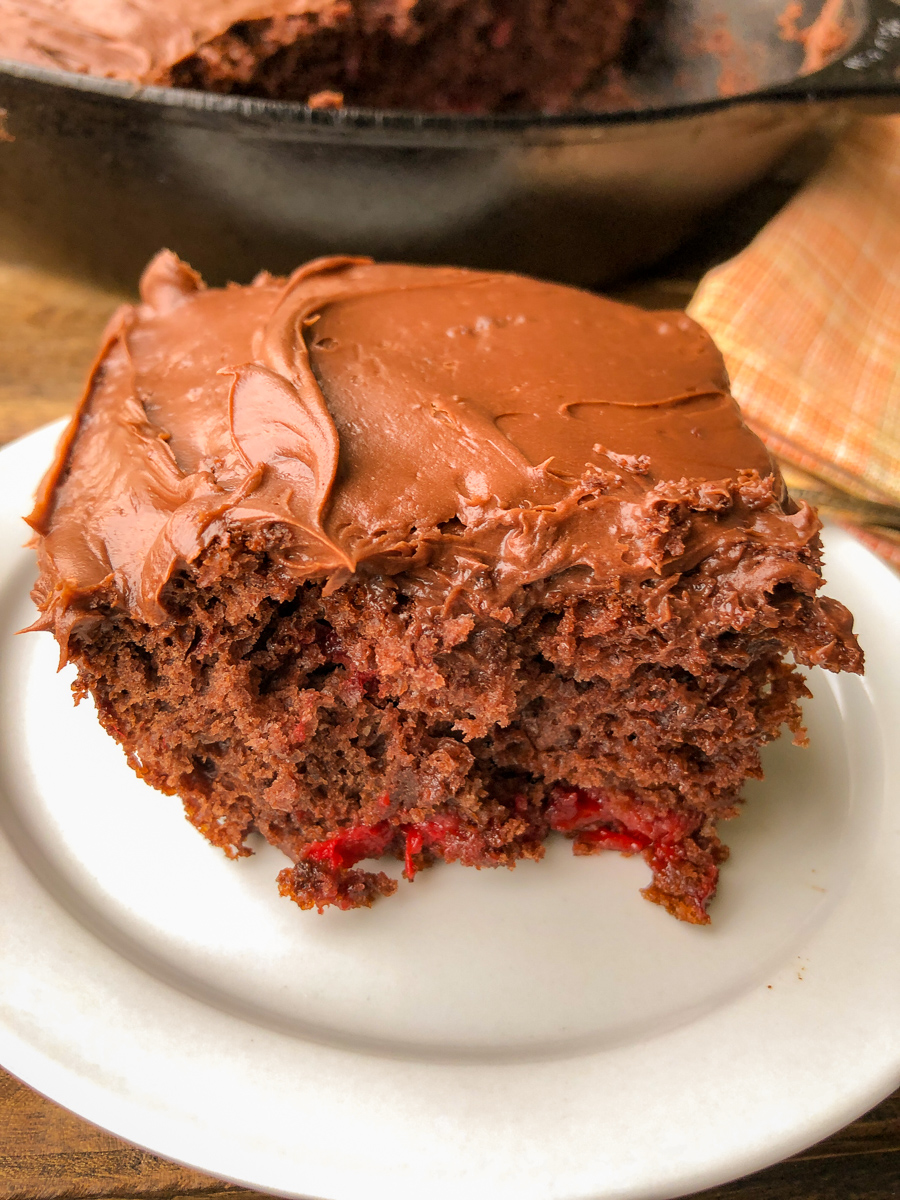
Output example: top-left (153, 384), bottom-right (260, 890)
top-left (29, 253), bottom-right (824, 646)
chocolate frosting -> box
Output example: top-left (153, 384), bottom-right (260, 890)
top-left (0, 0), bottom-right (389, 83)
top-left (29, 253), bottom-right (828, 651)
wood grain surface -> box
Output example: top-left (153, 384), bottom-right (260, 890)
top-left (1, 231), bottom-right (898, 1200)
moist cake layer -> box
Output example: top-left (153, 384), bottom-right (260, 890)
top-left (28, 254), bottom-right (863, 922)
top-left (0, 0), bottom-right (644, 112)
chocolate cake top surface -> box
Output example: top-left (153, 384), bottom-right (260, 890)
top-left (0, 0), bottom-right (365, 82)
top-left (29, 253), bottom-right (824, 636)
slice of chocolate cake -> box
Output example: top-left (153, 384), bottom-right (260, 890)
top-left (27, 253), bottom-right (863, 924)
top-left (0, 0), bottom-right (645, 113)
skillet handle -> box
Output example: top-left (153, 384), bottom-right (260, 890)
top-left (763, 0), bottom-right (900, 108)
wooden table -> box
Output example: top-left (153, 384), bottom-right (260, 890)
top-left (2, 179), bottom-right (899, 1199)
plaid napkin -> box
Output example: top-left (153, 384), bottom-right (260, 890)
top-left (688, 115), bottom-right (900, 569)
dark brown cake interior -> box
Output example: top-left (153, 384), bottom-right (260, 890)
top-left (0, 1), bottom-right (647, 114)
top-left (166, 0), bottom-right (645, 112)
top-left (66, 500), bottom-right (855, 924)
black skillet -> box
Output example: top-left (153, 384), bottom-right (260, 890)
top-left (0, 0), bottom-right (898, 288)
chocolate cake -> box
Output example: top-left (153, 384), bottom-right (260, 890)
top-left (27, 253), bottom-right (863, 924)
top-left (0, 0), bottom-right (645, 113)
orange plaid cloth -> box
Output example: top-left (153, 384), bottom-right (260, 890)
top-left (688, 115), bottom-right (900, 569)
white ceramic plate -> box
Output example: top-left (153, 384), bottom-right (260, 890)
top-left (1, 420), bottom-right (899, 1200)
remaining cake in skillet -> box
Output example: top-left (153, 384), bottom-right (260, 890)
top-left (27, 253), bottom-right (863, 923)
top-left (0, 0), bottom-right (647, 113)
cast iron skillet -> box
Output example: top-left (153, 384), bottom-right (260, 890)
top-left (0, 0), bottom-right (898, 287)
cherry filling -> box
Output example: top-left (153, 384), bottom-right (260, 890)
top-left (302, 820), bottom-right (395, 872)
top-left (572, 827), bottom-right (650, 854)
top-left (277, 782), bottom-right (724, 923)
top-left (298, 813), bottom-right (486, 884)
top-left (547, 785), bottom-right (723, 923)
top-left (546, 784), bottom-right (700, 843)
